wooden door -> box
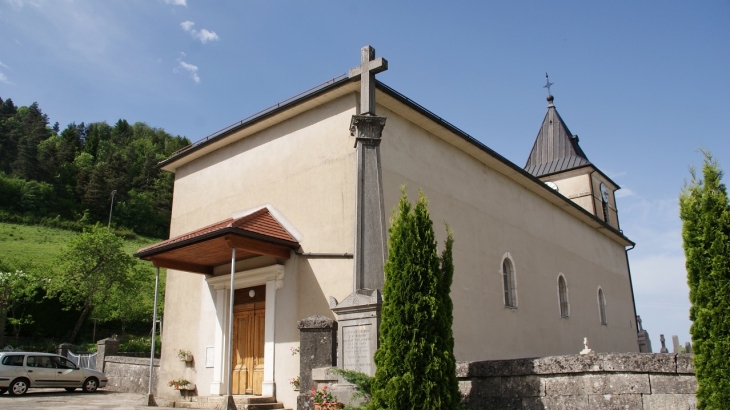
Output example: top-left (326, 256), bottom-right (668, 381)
top-left (231, 301), bottom-right (265, 395)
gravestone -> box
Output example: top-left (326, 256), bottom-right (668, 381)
top-left (672, 335), bottom-right (681, 354)
top-left (659, 334), bottom-right (669, 353)
top-left (329, 45), bottom-right (388, 377)
top-left (329, 290), bottom-right (382, 376)
top-left (636, 315), bottom-right (653, 353)
top-left (685, 342), bottom-right (692, 354)
top-left (297, 315), bottom-right (337, 410)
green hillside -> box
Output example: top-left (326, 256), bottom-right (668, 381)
top-left (0, 222), bottom-right (159, 266)
top-left (0, 222), bottom-right (165, 346)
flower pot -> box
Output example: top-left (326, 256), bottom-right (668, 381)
top-left (185, 355), bottom-right (193, 362)
top-left (181, 383), bottom-right (195, 391)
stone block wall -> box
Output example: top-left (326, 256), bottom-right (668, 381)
top-left (457, 353), bottom-right (696, 410)
top-left (104, 355), bottom-right (160, 395)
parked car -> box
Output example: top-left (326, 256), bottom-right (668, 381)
top-left (0, 352), bottom-right (108, 396)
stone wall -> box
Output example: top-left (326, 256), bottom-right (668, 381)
top-left (104, 355), bottom-right (160, 395)
top-left (457, 353), bottom-right (696, 410)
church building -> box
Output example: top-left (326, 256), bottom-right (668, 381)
top-left (135, 47), bottom-right (639, 408)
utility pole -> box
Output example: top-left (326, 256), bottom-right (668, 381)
top-left (108, 190), bottom-right (117, 228)
top-left (91, 318), bottom-right (100, 343)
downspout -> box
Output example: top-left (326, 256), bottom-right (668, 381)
top-left (625, 244), bottom-right (640, 344)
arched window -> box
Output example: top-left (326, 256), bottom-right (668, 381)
top-left (558, 275), bottom-right (569, 318)
top-left (501, 257), bottom-right (517, 308)
top-left (598, 288), bottom-right (607, 325)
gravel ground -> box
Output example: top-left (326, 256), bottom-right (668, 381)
top-left (0, 389), bottom-right (174, 410)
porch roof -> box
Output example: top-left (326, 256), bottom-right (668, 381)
top-left (134, 208), bottom-right (299, 274)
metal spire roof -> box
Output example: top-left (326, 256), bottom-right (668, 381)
top-left (524, 94), bottom-right (591, 177)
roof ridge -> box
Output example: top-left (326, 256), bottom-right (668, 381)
top-left (231, 208), bottom-right (269, 228)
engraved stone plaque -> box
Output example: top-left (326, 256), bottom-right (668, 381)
top-left (342, 324), bottom-right (372, 374)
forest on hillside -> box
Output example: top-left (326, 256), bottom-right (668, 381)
top-left (0, 96), bottom-right (191, 238)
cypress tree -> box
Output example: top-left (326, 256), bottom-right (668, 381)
top-left (679, 151), bottom-right (730, 409)
top-left (369, 188), bottom-right (460, 410)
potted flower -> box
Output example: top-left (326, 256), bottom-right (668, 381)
top-left (168, 379), bottom-right (193, 390)
top-left (308, 385), bottom-right (343, 409)
top-left (289, 376), bottom-right (300, 391)
top-left (177, 349), bottom-right (193, 362)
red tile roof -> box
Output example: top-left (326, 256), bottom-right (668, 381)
top-left (137, 208), bottom-right (297, 254)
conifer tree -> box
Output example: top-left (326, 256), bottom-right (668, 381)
top-left (679, 151), bottom-right (730, 409)
top-left (369, 188), bottom-right (460, 410)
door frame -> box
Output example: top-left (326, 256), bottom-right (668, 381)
top-left (206, 264), bottom-right (284, 397)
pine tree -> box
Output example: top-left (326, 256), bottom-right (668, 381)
top-left (369, 188), bottom-right (460, 410)
top-left (679, 151), bottom-right (730, 409)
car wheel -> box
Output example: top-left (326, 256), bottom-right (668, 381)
top-left (82, 377), bottom-right (98, 393)
top-left (8, 378), bottom-right (29, 396)
top-left (65, 387), bottom-right (77, 392)
top-left (0, 388), bottom-right (7, 394)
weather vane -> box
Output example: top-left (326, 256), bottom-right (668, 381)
top-left (544, 72), bottom-right (554, 96)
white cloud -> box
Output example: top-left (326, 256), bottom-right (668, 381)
top-left (617, 191), bottom-right (691, 352)
top-left (0, 71), bottom-right (14, 85)
top-left (174, 60), bottom-right (199, 84)
top-left (180, 20), bottom-right (194, 31)
top-left (163, 0), bottom-right (186, 6)
top-left (196, 29), bottom-right (219, 43)
top-left (615, 188), bottom-right (636, 198)
top-left (3, 0), bottom-right (40, 9)
top-left (0, 60), bottom-right (10, 70)
top-left (180, 20), bottom-right (220, 44)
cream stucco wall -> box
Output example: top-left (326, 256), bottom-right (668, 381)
top-left (377, 104), bottom-right (638, 361)
top-left (156, 86), bottom-right (638, 408)
top-left (157, 93), bottom-right (359, 407)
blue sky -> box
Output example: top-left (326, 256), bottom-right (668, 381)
top-left (1, 0), bottom-right (728, 352)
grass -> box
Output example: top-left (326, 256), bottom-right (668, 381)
top-left (0, 222), bottom-right (161, 268)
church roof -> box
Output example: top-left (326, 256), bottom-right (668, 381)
top-left (156, 76), bottom-right (632, 247)
top-left (524, 95), bottom-right (592, 177)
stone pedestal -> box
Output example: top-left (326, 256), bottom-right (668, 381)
top-left (56, 342), bottom-right (74, 358)
top-left (297, 315), bottom-right (337, 410)
top-left (96, 337), bottom-right (119, 372)
top-left (330, 289), bottom-right (381, 376)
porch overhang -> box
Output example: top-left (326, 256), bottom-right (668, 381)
top-left (134, 208), bottom-right (300, 274)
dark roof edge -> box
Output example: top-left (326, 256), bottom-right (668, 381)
top-left (375, 81), bottom-right (633, 246)
top-left (157, 73), bottom-right (351, 169)
top-left (134, 227), bottom-right (300, 260)
top-left (534, 163), bottom-right (622, 190)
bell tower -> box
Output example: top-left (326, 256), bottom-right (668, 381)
top-left (524, 75), bottom-right (622, 231)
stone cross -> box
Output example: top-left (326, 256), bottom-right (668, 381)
top-left (348, 46), bottom-right (388, 116)
top-left (659, 334), bottom-right (669, 353)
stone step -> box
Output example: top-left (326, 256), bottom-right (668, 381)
top-left (170, 396), bottom-right (285, 409)
top-left (242, 404), bottom-right (285, 410)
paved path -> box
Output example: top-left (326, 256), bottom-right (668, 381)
top-left (0, 389), bottom-right (174, 409)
